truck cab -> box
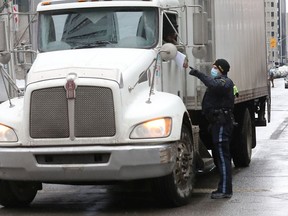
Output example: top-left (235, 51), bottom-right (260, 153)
top-left (0, 0), bottom-right (200, 208)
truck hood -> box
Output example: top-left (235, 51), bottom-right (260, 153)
top-left (28, 48), bottom-right (155, 85)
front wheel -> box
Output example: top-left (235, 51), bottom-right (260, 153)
top-left (152, 125), bottom-right (195, 207)
top-left (0, 180), bottom-right (41, 208)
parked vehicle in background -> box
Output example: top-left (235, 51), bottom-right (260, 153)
top-left (278, 65), bottom-right (288, 78)
top-left (285, 75), bottom-right (288, 89)
top-left (0, 0), bottom-right (270, 208)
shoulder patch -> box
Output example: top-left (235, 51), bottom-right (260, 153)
top-left (220, 78), bottom-right (226, 86)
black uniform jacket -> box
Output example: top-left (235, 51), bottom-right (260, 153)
top-left (189, 69), bottom-right (235, 116)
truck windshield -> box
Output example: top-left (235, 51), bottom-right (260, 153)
top-left (38, 7), bottom-right (158, 52)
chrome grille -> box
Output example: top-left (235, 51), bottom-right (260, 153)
top-left (30, 86), bottom-right (116, 138)
top-left (30, 87), bottom-right (69, 138)
top-left (75, 86), bottom-right (115, 137)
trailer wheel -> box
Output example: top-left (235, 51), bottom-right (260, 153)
top-left (152, 125), bottom-right (195, 207)
top-left (231, 108), bottom-right (253, 167)
top-left (0, 180), bottom-right (40, 208)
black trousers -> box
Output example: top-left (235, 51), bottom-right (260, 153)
top-left (210, 121), bottom-right (233, 194)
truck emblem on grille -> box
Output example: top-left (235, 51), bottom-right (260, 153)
top-left (65, 79), bottom-right (76, 99)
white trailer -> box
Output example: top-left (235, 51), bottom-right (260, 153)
top-left (0, 0), bottom-right (269, 207)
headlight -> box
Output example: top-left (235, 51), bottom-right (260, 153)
top-left (0, 124), bottom-right (18, 142)
top-left (130, 118), bottom-right (172, 139)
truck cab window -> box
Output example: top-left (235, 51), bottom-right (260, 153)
top-left (38, 8), bottom-right (158, 52)
top-left (162, 13), bottom-right (185, 54)
top-left (162, 14), bottom-right (178, 45)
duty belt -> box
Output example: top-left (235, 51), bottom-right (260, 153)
top-left (213, 108), bottom-right (232, 115)
top-left (206, 108), bottom-right (234, 124)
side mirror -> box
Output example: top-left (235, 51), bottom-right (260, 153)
top-left (193, 12), bottom-right (208, 45)
top-left (159, 43), bottom-right (177, 61)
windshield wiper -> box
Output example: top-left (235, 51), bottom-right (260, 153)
top-left (72, 41), bottom-right (115, 49)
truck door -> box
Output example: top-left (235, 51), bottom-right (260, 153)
top-left (160, 12), bottom-right (186, 100)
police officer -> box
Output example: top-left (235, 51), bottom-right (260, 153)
top-left (189, 59), bottom-right (235, 199)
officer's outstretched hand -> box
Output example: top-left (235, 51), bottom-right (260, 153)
top-left (189, 66), bottom-right (198, 75)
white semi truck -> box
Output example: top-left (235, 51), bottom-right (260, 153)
top-left (0, 0), bottom-right (269, 207)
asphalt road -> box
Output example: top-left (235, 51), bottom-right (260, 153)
top-left (1, 78), bottom-right (288, 216)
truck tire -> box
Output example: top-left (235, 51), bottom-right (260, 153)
top-left (152, 125), bottom-right (195, 207)
top-left (231, 108), bottom-right (253, 167)
top-left (0, 180), bottom-right (40, 208)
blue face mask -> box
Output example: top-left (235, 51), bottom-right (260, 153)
top-left (210, 68), bottom-right (218, 78)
